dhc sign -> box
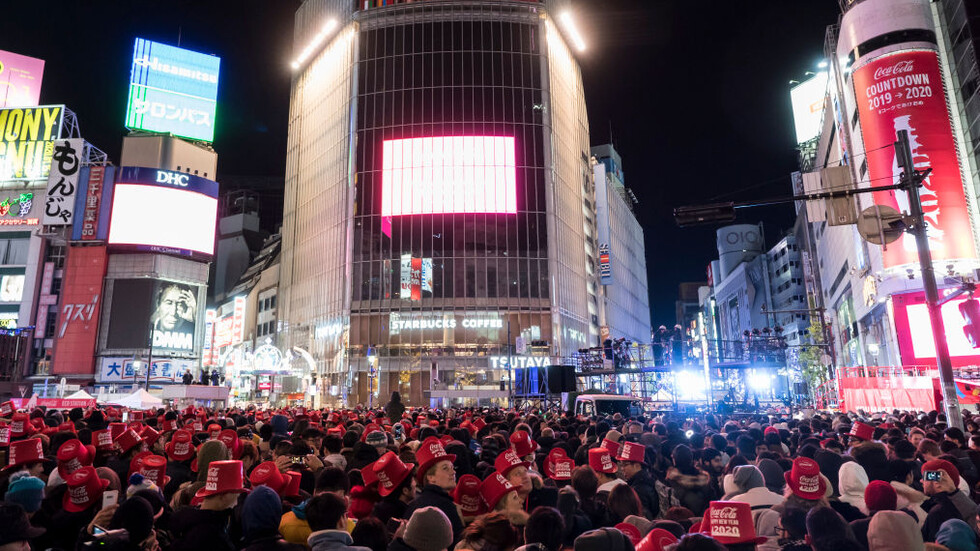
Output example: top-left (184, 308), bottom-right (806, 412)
top-left (156, 170), bottom-right (189, 187)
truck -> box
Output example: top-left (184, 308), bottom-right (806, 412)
top-left (572, 393), bottom-right (644, 417)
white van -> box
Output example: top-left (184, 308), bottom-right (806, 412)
top-left (573, 394), bottom-right (643, 417)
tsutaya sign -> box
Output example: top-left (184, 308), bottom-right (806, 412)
top-left (489, 356), bottom-right (553, 369)
top-left (389, 312), bottom-right (503, 334)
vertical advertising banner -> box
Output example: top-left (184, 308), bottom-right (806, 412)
top-left (400, 254), bottom-right (412, 299)
top-left (203, 309), bottom-right (216, 366)
top-left (853, 50), bottom-right (976, 267)
top-left (0, 50), bottom-right (44, 108)
top-left (231, 296), bottom-right (246, 344)
top-left (52, 246), bottom-right (107, 375)
top-left (80, 165), bottom-right (105, 240)
top-left (43, 138), bottom-right (83, 225)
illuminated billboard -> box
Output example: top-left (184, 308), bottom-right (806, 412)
top-left (852, 50), bottom-right (976, 267)
top-left (105, 279), bottom-right (201, 354)
top-left (52, 246), bottom-right (107, 375)
top-left (108, 167), bottom-right (219, 257)
top-left (893, 291), bottom-right (980, 367)
top-left (399, 254), bottom-right (433, 300)
top-left (790, 71), bottom-right (828, 144)
top-left (381, 136), bottom-right (518, 216)
top-left (0, 105), bottom-right (64, 181)
top-left (124, 38), bottom-right (220, 142)
top-left (0, 50), bottom-right (45, 108)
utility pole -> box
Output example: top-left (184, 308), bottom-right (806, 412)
top-left (897, 130), bottom-right (962, 429)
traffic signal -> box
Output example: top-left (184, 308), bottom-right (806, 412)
top-left (959, 299), bottom-right (980, 347)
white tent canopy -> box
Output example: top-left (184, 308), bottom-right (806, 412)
top-left (65, 389), bottom-right (95, 400)
top-left (107, 389), bottom-right (163, 409)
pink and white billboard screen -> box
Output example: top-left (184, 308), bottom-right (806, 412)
top-left (381, 136), bottom-right (518, 216)
top-left (0, 50), bottom-right (44, 108)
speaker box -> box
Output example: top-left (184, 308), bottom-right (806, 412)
top-left (547, 365), bottom-right (577, 393)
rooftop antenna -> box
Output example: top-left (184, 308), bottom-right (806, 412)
top-left (177, 26), bottom-right (182, 47)
top-left (608, 120), bottom-right (613, 146)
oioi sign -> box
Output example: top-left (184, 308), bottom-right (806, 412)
top-left (124, 38), bottom-right (220, 143)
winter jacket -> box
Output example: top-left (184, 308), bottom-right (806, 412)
top-left (828, 498), bottom-right (866, 522)
top-left (169, 507), bottom-right (238, 551)
top-left (385, 399), bottom-right (405, 421)
top-left (922, 490), bottom-right (979, 542)
top-left (404, 485), bottom-right (465, 543)
top-left (729, 486), bottom-right (784, 509)
top-left (280, 502), bottom-right (313, 548)
top-left (372, 497), bottom-right (408, 525)
top-left (308, 529), bottom-right (372, 551)
top-left (666, 468), bottom-right (713, 516)
top-left (626, 469), bottom-right (660, 519)
top-left (838, 462), bottom-right (870, 515)
top-left (891, 481), bottom-right (928, 526)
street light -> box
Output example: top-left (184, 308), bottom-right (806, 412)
top-left (131, 359), bottom-right (143, 393)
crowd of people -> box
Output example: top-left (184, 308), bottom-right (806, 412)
top-left (2, 391), bottom-right (980, 551)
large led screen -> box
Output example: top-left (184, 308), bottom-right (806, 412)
top-left (124, 38), bottom-right (220, 142)
top-left (790, 71), bottom-right (828, 144)
top-left (381, 136), bottom-right (518, 216)
top-left (106, 279), bottom-right (200, 353)
top-left (893, 291), bottom-right (980, 367)
top-left (108, 167), bottom-right (218, 256)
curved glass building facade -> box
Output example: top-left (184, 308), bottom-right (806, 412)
top-left (280, 0), bottom-right (596, 407)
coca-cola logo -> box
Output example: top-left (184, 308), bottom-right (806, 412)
top-left (69, 485), bottom-right (91, 504)
top-left (97, 432), bottom-right (112, 446)
top-left (555, 461), bottom-right (571, 478)
top-left (798, 475), bottom-right (820, 492)
top-left (206, 468), bottom-right (220, 490)
top-left (11, 420), bottom-right (23, 434)
top-left (62, 458), bottom-right (83, 474)
top-left (711, 506), bottom-right (738, 520)
top-left (874, 60), bottom-right (914, 80)
top-left (377, 471), bottom-right (391, 487)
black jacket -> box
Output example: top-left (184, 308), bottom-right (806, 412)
top-left (373, 497), bottom-right (409, 525)
top-left (627, 469), bottom-right (660, 520)
top-left (242, 534), bottom-right (307, 551)
top-left (404, 485), bottom-right (464, 543)
top-left (170, 507), bottom-right (239, 551)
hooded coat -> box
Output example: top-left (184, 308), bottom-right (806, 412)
top-left (665, 467), bottom-right (713, 516)
top-left (838, 462), bottom-right (870, 515)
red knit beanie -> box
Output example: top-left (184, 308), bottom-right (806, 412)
top-left (347, 485), bottom-right (375, 520)
top-left (921, 459), bottom-right (960, 487)
top-left (864, 480), bottom-right (897, 512)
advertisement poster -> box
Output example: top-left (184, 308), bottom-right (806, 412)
top-left (852, 50), bottom-right (976, 267)
top-left (0, 105), bottom-right (64, 181)
top-left (105, 279), bottom-right (200, 353)
top-left (51, 246), bottom-right (107, 375)
top-left (0, 50), bottom-right (44, 108)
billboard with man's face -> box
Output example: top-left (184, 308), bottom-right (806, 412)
top-left (105, 279), bottom-right (200, 354)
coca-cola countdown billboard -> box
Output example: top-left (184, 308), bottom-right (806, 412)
top-left (852, 50), bottom-right (976, 268)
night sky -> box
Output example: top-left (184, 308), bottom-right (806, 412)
top-left (5, 0), bottom-right (840, 327)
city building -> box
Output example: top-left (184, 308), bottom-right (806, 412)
top-left (279, 0), bottom-right (599, 407)
top-left (591, 143), bottom-right (651, 346)
top-left (790, 0), bottom-right (980, 373)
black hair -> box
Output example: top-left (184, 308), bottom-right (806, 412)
top-left (780, 507), bottom-right (808, 540)
top-left (672, 534), bottom-right (727, 551)
top-left (323, 434), bottom-right (343, 454)
top-left (315, 466), bottom-right (351, 494)
top-left (525, 506), bottom-right (565, 551)
top-left (306, 493), bottom-right (348, 532)
top-left (351, 516), bottom-right (389, 551)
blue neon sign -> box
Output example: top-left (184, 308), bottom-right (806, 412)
top-left (124, 38), bottom-right (221, 142)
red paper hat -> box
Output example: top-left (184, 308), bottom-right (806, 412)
top-left (194, 460), bottom-right (249, 499)
top-left (439, 434), bottom-right (454, 447)
top-left (480, 472), bottom-right (517, 510)
top-left (208, 424), bottom-right (222, 439)
top-left (701, 501), bottom-right (768, 545)
top-left (415, 436), bottom-right (456, 483)
top-left (850, 421), bottom-right (874, 442)
top-left (0, 401), bottom-right (13, 417)
top-left (218, 429), bottom-right (242, 459)
top-left (63, 466), bottom-right (109, 513)
top-left (373, 451), bottom-right (415, 497)
top-left (361, 423), bottom-right (381, 442)
top-left (409, 428), bottom-right (419, 440)
top-left (57, 438), bottom-right (95, 478)
top-left (636, 528), bottom-right (679, 551)
top-left (601, 438), bottom-right (621, 457)
top-left (362, 460), bottom-right (379, 488)
top-left (192, 420), bottom-right (203, 432)
top-left (510, 431), bottom-right (538, 457)
top-left (4, 438), bottom-right (44, 472)
top-left (784, 457), bottom-right (828, 499)
top-left (9, 413), bottom-right (34, 438)
top-left (161, 419), bottom-right (178, 432)
top-left (128, 450), bottom-right (153, 479)
top-left (250, 461), bottom-right (286, 494)
top-left (140, 426), bottom-right (161, 448)
top-left (764, 426), bottom-right (779, 436)
top-left (588, 447), bottom-right (617, 474)
top-left (616, 523), bottom-right (643, 546)
top-left (115, 429), bottom-right (144, 454)
top-left (130, 411), bottom-right (143, 421)
top-left (327, 427), bottom-right (342, 436)
top-left (472, 418), bottom-right (486, 430)
top-left (137, 454), bottom-right (171, 488)
top-left (453, 474), bottom-right (486, 516)
top-left (91, 429), bottom-right (114, 451)
top-left (109, 422), bottom-right (127, 441)
top-left (459, 421), bottom-right (477, 436)
top-left (544, 449), bottom-right (572, 481)
top-left (428, 419), bottom-right (440, 428)
top-left (616, 441), bottom-right (646, 463)
top-left (281, 471), bottom-right (302, 499)
top-left (495, 448), bottom-right (530, 477)
top-left (0, 424), bottom-right (9, 448)
top-left (166, 429), bottom-right (196, 462)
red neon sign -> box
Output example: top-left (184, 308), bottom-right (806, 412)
top-left (381, 136), bottom-right (518, 216)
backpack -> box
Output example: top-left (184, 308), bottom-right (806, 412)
top-left (655, 478), bottom-right (680, 517)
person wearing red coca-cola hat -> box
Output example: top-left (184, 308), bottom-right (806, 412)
top-left (8, 412), bottom-right (36, 439)
top-left (616, 440), bottom-right (659, 519)
top-left (170, 460), bottom-right (249, 551)
top-left (510, 429), bottom-right (538, 458)
top-left (479, 471), bottom-right (522, 514)
top-left (3, 437), bottom-right (44, 477)
top-left (699, 500), bottom-right (768, 547)
top-left (453, 473), bottom-right (486, 519)
top-left (162, 428), bottom-right (197, 498)
top-left (250, 460), bottom-right (287, 494)
top-left (589, 447), bottom-right (624, 497)
top-left (57, 438), bottom-right (96, 479)
top-left (495, 447), bottom-right (533, 501)
top-left (218, 428), bottom-right (243, 459)
top-left (370, 451), bottom-right (418, 524)
top-left (404, 436), bottom-right (464, 543)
